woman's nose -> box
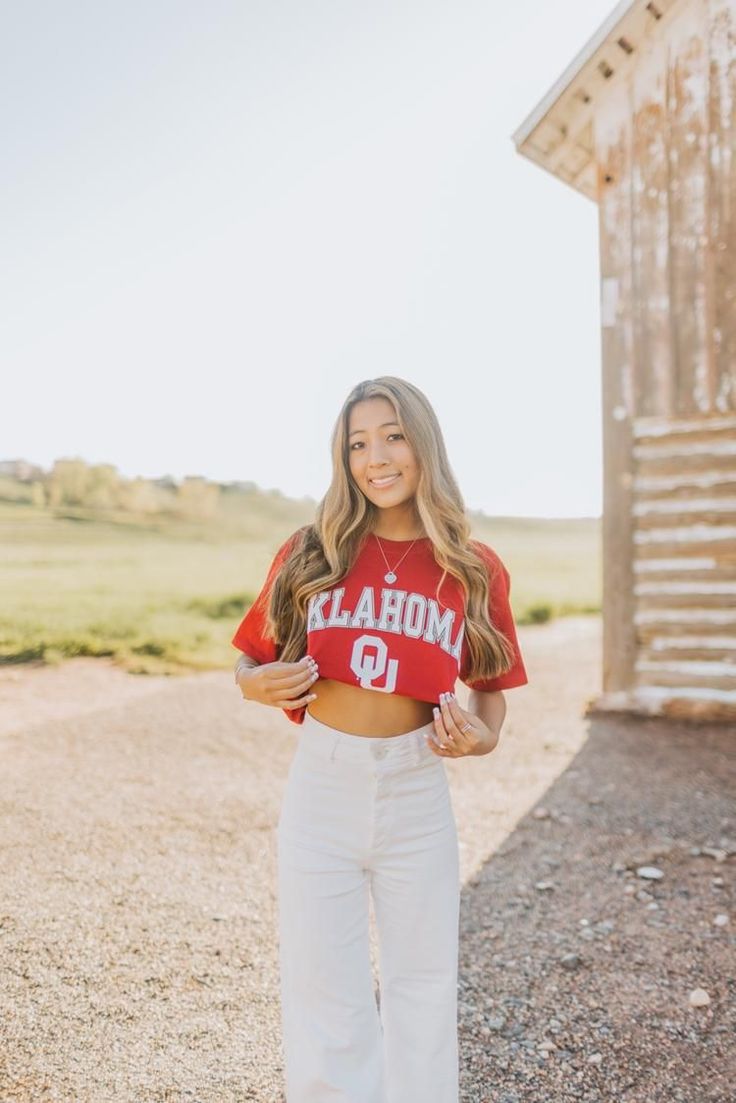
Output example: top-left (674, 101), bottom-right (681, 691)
top-left (366, 441), bottom-right (390, 464)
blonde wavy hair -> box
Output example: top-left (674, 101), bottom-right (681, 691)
top-left (263, 376), bottom-right (516, 684)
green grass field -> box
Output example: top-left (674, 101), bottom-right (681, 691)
top-left (0, 486), bottom-right (600, 674)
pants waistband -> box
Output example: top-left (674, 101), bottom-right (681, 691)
top-left (299, 710), bottom-right (437, 767)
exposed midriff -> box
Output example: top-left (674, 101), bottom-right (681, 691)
top-left (306, 676), bottom-right (436, 737)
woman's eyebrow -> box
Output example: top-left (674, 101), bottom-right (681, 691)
top-left (348, 421), bottom-right (400, 438)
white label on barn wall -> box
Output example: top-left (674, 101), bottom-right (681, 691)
top-left (601, 277), bottom-right (619, 327)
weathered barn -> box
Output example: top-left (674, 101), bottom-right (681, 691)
top-left (513, 0), bottom-right (736, 722)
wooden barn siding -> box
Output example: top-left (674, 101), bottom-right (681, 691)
top-left (597, 85), bottom-right (638, 695)
top-left (597, 0), bottom-right (735, 419)
top-left (709, 0), bottom-right (736, 406)
top-left (667, 2), bottom-right (713, 413)
top-left (594, 0), bottom-right (736, 714)
top-left (632, 415), bottom-right (736, 702)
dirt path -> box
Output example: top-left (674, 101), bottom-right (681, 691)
top-left (0, 617), bottom-right (733, 1102)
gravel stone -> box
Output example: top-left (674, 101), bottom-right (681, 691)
top-left (1, 618), bottom-right (734, 1102)
top-left (636, 866), bottom-right (665, 880)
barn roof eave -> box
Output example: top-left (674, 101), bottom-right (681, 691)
top-left (510, 0), bottom-right (680, 202)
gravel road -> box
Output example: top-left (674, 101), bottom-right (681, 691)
top-left (0, 616), bottom-right (733, 1102)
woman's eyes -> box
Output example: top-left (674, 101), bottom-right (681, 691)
top-left (350, 434), bottom-right (404, 451)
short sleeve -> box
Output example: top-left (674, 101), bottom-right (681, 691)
top-left (459, 543), bottom-right (528, 692)
top-left (231, 530), bottom-right (301, 664)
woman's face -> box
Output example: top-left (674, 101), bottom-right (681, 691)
top-left (347, 397), bottom-right (420, 509)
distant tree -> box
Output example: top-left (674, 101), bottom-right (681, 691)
top-left (44, 456), bottom-right (221, 518)
top-left (118, 477), bottom-right (162, 514)
top-left (86, 464), bottom-right (122, 510)
top-left (176, 476), bottom-right (220, 519)
top-left (48, 458), bottom-right (92, 507)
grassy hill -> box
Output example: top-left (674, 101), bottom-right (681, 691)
top-left (0, 477), bottom-right (600, 674)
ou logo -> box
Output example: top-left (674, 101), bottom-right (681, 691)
top-left (350, 634), bottom-right (398, 693)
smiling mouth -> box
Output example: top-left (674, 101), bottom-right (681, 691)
top-left (370, 474), bottom-right (401, 487)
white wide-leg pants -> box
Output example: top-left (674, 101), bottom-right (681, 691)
top-left (276, 710), bottom-right (460, 1103)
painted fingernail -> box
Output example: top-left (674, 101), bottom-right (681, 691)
top-left (433, 707), bottom-right (439, 718)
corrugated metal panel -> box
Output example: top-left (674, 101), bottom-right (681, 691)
top-left (630, 414), bottom-right (736, 717)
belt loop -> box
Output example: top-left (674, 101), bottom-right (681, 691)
top-left (329, 735), bottom-right (339, 763)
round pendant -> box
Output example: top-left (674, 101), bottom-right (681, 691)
top-left (384, 571), bottom-right (397, 584)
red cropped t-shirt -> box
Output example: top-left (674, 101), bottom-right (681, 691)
top-left (232, 529), bottom-right (528, 724)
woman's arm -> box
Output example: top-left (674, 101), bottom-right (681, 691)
top-left (468, 688), bottom-right (507, 747)
top-left (430, 688), bottom-right (507, 757)
top-left (234, 650), bottom-right (319, 710)
top-left (234, 651), bottom-right (261, 698)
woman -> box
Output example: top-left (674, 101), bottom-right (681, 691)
top-left (232, 376), bottom-right (528, 1103)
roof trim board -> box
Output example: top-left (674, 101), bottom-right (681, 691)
top-left (511, 0), bottom-right (684, 200)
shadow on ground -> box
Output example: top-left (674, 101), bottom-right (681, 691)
top-left (458, 715), bottom-right (735, 1103)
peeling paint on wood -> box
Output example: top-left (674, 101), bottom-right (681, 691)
top-left (635, 607), bottom-right (736, 622)
top-left (633, 438), bottom-right (736, 456)
top-left (708, 0), bottom-right (736, 410)
top-left (632, 32), bottom-right (672, 415)
top-left (632, 413), bottom-right (736, 434)
top-left (635, 577), bottom-right (736, 589)
top-left (666, 1), bottom-right (713, 414)
top-left (535, 0), bottom-right (736, 720)
top-left (633, 495), bottom-right (736, 512)
top-left (649, 633), bottom-right (736, 646)
top-left (633, 685), bottom-right (736, 703)
top-left (633, 522), bottom-right (736, 541)
top-left (634, 556), bottom-right (719, 568)
top-left (634, 470), bottom-right (736, 489)
top-left (636, 657), bottom-right (736, 676)
top-left (595, 0), bottom-right (735, 420)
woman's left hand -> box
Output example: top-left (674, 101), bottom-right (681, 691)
top-left (427, 691), bottom-right (499, 757)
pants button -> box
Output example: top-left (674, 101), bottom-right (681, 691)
top-left (372, 743), bottom-right (388, 758)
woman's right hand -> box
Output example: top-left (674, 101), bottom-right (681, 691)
top-left (239, 654), bottom-right (320, 710)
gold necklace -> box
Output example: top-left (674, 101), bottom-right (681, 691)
top-left (373, 534), bottom-right (419, 584)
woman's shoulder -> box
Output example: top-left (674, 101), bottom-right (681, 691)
top-left (467, 536), bottom-right (501, 563)
top-left (269, 524), bottom-right (313, 565)
top-left (466, 538), bottom-right (508, 581)
top-left (282, 523), bottom-right (314, 547)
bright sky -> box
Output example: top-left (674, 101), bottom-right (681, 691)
top-left (2, 0), bottom-right (618, 519)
